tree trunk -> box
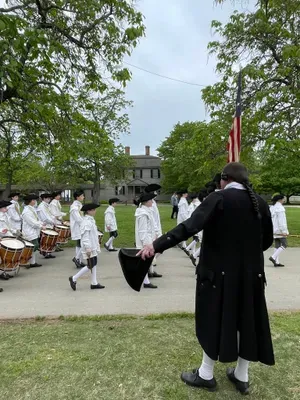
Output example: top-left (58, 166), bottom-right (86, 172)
top-left (286, 194), bottom-right (291, 205)
top-left (1, 172), bottom-right (13, 200)
top-left (92, 166), bottom-right (101, 203)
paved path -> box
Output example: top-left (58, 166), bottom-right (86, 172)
top-left (1, 247), bottom-right (299, 319)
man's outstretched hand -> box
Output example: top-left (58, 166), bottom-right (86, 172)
top-left (136, 244), bottom-right (155, 260)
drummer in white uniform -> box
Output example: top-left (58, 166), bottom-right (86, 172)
top-left (0, 200), bottom-right (19, 238)
top-left (50, 191), bottom-right (66, 251)
top-left (22, 194), bottom-right (46, 268)
top-left (50, 191), bottom-right (66, 223)
top-left (0, 200), bottom-right (18, 280)
top-left (104, 198), bottom-right (120, 252)
top-left (177, 189), bottom-right (189, 249)
top-left (7, 192), bottom-right (22, 231)
top-left (70, 189), bottom-right (85, 269)
top-left (69, 203), bottom-right (104, 291)
top-left (37, 193), bottom-right (60, 226)
top-left (37, 193), bottom-right (59, 259)
top-left (144, 184), bottom-right (163, 278)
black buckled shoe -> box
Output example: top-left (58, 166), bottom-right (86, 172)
top-left (29, 263), bottom-right (42, 268)
top-left (69, 276), bottom-right (76, 291)
top-left (181, 370), bottom-right (217, 392)
top-left (108, 248), bottom-right (118, 252)
top-left (0, 273), bottom-right (10, 280)
top-left (90, 283), bottom-right (105, 289)
top-left (226, 367), bottom-right (249, 395)
top-left (269, 256), bottom-right (276, 266)
top-left (45, 254), bottom-right (56, 259)
top-left (0, 287), bottom-right (3, 292)
top-left (72, 257), bottom-right (82, 269)
top-left (104, 243), bottom-right (109, 251)
top-left (143, 283), bottom-right (157, 289)
top-left (149, 271), bottom-right (162, 278)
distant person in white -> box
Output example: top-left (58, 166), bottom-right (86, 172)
top-left (269, 194), bottom-right (289, 267)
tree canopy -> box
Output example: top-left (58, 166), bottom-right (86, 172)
top-left (0, 0), bottom-right (145, 199)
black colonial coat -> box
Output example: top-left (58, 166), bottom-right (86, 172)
top-left (153, 188), bottom-right (275, 365)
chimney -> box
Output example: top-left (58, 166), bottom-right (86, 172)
top-left (145, 145), bottom-right (150, 156)
top-left (125, 146), bottom-right (130, 155)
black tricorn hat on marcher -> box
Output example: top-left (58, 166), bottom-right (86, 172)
top-left (9, 192), bottom-right (20, 198)
top-left (81, 203), bottom-right (100, 212)
top-left (109, 198), bottom-right (120, 204)
top-left (118, 248), bottom-right (154, 292)
top-left (52, 190), bottom-right (63, 197)
top-left (272, 194), bottom-right (285, 203)
top-left (23, 194), bottom-right (39, 201)
top-left (177, 188), bottom-right (188, 195)
top-left (40, 193), bottom-right (52, 199)
top-left (0, 200), bottom-right (12, 209)
top-left (189, 193), bottom-right (198, 200)
top-left (138, 192), bottom-right (156, 203)
top-left (144, 184), bottom-right (161, 193)
top-left (73, 189), bottom-right (84, 199)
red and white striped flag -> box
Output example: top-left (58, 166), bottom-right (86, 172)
top-left (227, 72), bottom-right (242, 162)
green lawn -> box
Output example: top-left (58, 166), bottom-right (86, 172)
top-left (0, 312), bottom-right (299, 400)
top-left (62, 204), bottom-right (300, 248)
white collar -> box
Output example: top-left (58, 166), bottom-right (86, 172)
top-left (225, 182), bottom-right (246, 191)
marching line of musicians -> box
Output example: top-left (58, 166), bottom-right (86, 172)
top-left (0, 177), bottom-right (220, 293)
top-left (0, 190), bottom-right (121, 292)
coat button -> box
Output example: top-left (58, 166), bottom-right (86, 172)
top-left (222, 272), bottom-right (225, 275)
top-left (213, 285), bottom-right (216, 289)
top-left (167, 237), bottom-right (171, 240)
top-left (258, 274), bottom-right (262, 278)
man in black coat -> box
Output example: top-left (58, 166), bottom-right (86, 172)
top-left (138, 162), bottom-right (274, 395)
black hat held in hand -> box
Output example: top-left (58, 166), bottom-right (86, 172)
top-left (118, 248), bottom-right (154, 292)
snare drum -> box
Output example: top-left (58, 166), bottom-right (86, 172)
top-left (54, 225), bottom-right (71, 244)
top-left (0, 238), bottom-right (25, 272)
top-left (40, 230), bottom-right (59, 252)
top-left (98, 231), bottom-right (104, 245)
top-left (19, 240), bottom-right (35, 266)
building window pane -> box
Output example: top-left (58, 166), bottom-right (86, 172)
top-left (134, 169), bottom-right (142, 179)
top-left (151, 169), bottom-right (160, 179)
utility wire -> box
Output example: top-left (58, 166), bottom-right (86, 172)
top-left (123, 61), bottom-right (207, 87)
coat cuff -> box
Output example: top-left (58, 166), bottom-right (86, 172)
top-left (153, 234), bottom-right (177, 254)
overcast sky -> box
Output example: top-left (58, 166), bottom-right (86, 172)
top-left (122, 0), bottom-right (256, 155)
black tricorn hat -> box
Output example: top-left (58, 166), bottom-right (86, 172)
top-left (73, 189), bottom-right (84, 199)
top-left (52, 190), bottom-right (63, 197)
top-left (9, 192), bottom-right (20, 198)
top-left (138, 192), bottom-right (156, 203)
top-left (81, 203), bottom-right (100, 212)
top-left (118, 248), bottom-right (154, 292)
top-left (40, 193), bottom-right (52, 199)
top-left (0, 200), bottom-right (12, 208)
top-left (145, 184), bottom-right (161, 193)
top-left (109, 197), bottom-right (120, 204)
top-left (23, 194), bottom-right (39, 201)
top-left (272, 194), bottom-right (284, 202)
top-left (177, 188), bottom-right (188, 195)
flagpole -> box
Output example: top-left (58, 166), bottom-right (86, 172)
top-left (227, 71), bottom-right (242, 163)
